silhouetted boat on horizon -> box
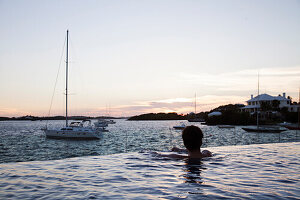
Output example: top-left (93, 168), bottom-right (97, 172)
top-left (218, 125), bottom-right (235, 129)
top-left (242, 126), bottom-right (286, 133)
top-left (283, 124), bottom-right (300, 130)
top-left (188, 93), bottom-right (205, 122)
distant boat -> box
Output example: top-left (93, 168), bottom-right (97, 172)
top-left (94, 119), bottom-right (109, 127)
top-left (94, 119), bottom-right (116, 126)
top-left (242, 126), bottom-right (286, 133)
top-left (106, 119), bottom-right (116, 124)
top-left (173, 123), bottom-right (186, 130)
top-left (218, 125), bottom-right (235, 129)
top-left (188, 93), bottom-right (205, 122)
top-left (283, 124), bottom-right (300, 130)
top-left (188, 118), bottom-right (205, 122)
top-left (93, 119), bottom-right (115, 132)
top-left (43, 30), bottom-right (101, 139)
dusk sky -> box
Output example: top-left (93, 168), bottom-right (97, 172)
top-left (1, 0), bottom-right (300, 117)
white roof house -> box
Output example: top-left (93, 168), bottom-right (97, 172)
top-left (242, 92), bottom-right (297, 112)
top-left (247, 93), bottom-right (289, 103)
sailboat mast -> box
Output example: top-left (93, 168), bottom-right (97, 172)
top-left (194, 93), bottom-right (197, 114)
top-left (66, 30), bottom-right (69, 127)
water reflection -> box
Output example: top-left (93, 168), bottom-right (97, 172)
top-left (182, 158), bottom-right (205, 184)
top-left (0, 120), bottom-right (299, 163)
top-left (0, 143), bottom-right (299, 199)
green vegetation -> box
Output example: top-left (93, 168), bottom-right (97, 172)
top-left (128, 104), bottom-right (250, 123)
top-left (186, 112), bottom-right (207, 121)
top-left (205, 104), bottom-right (255, 125)
top-left (260, 100), bottom-right (280, 112)
top-left (128, 112), bottom-right (185, 120)
top-left (128, 102), bottom-right (298, 125)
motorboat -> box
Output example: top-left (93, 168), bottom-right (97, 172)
top-left (94, 119), bottom-right (109, 127)
top-left (94, 119), bottom-right (110, 132)
top-left (106, 119), bottom-right (116, 124)
top-left (94, 119), bottom-right (116, 127)
top-left (173, 123), bottom-right (186, 130)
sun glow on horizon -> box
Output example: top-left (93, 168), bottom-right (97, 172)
top-left (1, 66), bottom-right (299, 117)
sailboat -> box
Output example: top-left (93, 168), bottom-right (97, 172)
top-left (188, 93), bottom-right (205, 122)
top-left (242, 73), bottom-right (286, 133)
top-left (242, 126), bottom-right (285, 133)
top-left (43, 30), bottom-right (101, 139)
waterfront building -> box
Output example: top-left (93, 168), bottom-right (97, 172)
top-left (242, 93), bottom-right (299, 113)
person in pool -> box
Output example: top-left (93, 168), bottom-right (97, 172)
top-left (155, 125), bottom-right (212, 159)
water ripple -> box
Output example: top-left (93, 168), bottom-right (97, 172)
top-left (1, 120), bottom-right (299, 163)
top-left (0, 121), bottom-right (299, 199)
top-left (0, 142), bottom-right (298, 200)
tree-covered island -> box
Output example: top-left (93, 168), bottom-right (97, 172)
top-left (128, 112), bottom-right (186, 120)
top-left (128, 102), bottom-right (299, 125)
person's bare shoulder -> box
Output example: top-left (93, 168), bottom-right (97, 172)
top-left (202, 150), bottom-right (212, 157)
top-left (171, 147), bottom-right (187, 153)
top-left (151, 152), bottom-right (187, 159)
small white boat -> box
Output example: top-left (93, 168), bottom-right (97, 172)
top-left (94, 119), bottom-right (109, 127)
top-left (94, 119), bottom-right (116, 127)
top-left (43, 30), bottom-right (101, 140)
top-left (218, 125), bottom-right (235, 129)
top-left (173, 123), bottom-right (186, 130)
top-left (94, 119), bottom-right (110, 132)
top-left (106, 119), bottom-right (116, 124)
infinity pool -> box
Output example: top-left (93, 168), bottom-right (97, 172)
top-left (1, 142), bottom-right (299, 199)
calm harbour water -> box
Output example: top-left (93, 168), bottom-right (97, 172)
top-left (0, 120), bottom-right (299, 199)
top-left (0, 119), bottom-right (299, 163)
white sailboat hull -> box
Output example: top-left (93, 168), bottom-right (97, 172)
top-left (44, 127), bottom-right (101, 139)
top-left (242, 126), bottom-right (286, 133)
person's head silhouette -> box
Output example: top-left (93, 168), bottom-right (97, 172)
top-left (182, 125), bottom-right (203, 152)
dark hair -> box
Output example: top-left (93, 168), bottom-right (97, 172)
top-left (182, 125), bottom-right (203, 151)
